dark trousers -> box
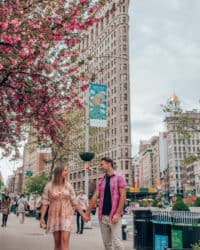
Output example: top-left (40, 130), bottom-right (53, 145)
top-left (2, 214), bottom-right (8, 226)
top-left (76, 210), bottom-right (85, 233)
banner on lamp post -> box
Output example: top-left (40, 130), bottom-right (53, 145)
top-left (89, 83), bottom-right (107, 127)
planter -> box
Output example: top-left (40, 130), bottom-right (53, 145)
top-left (79, 152), bottom-right (95, 162)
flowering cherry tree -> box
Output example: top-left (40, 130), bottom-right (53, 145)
top-left (0, 0), bottom-right (103, 155)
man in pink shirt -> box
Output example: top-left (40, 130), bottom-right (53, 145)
top-left (86, 157), bottom-right (126, 250)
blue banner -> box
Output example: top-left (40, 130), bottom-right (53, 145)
top-left (89, 83), bottom-right (107, 127)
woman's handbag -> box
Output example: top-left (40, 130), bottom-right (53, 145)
top-left (1, 207), bottom-right (9, 215)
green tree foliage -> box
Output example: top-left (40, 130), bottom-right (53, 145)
top-left (25, 173), bottom-right (49, 195)
top-left (172, 197), bottom-right (190, 211)
top-left (193, 197), bottom-right (200, 207)
top-left (0, 180), bottom-right (4, 187)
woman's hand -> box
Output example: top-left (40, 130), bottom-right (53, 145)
top-left (40, 218), bottom-right (46, 229)
top-left (82, 213), bottom-right (90, 222)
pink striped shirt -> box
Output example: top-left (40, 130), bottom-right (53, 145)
top-left (97, 171), bottom-right (126, 220)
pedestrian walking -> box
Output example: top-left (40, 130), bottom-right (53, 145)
top-left (1, 189), bottom-right (11, 227)
top-left (86, 157), bottom-right (126, 250)
top-left (17, 194), bottom-right (28, 224)
top-left (76, 190), bottom-right (88, 234)
top-left (40, 165), bottom-right (89, 250)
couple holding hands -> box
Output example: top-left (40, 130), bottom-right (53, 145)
top-left (40, 157), bottom-right (126, 250)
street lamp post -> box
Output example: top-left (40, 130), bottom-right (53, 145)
top-left (79, 54), bottom-right (128, 195)
top-left (79, 88), bottom-right (94, 197)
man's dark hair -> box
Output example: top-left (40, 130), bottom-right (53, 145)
top-left (101, 157), bottom-right (114, 168)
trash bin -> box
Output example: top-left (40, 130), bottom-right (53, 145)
top-left (121, 218), bottom-right (127, 240)
top-left (152, 210), bottom-right (200, 249)
top-left (134, 209), bottom-right (153, 250)
top-left (153, 221), bottom-right (171, 250)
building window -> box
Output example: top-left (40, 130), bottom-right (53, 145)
top-left (124, 104), bottom-right (128, 111)
top-left (124, 114), bottom-right (128, 121)
top-left (125, 174), bottom-right (129, 183)
top-left (124, 83), bottom-right (128, 90)
top-left (124, 125), bottom-right (128, 133)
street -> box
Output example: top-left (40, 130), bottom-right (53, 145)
top-left (0, 213), bottom-right (133, 250)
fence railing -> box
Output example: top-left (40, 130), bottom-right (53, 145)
top-left (152, 210), bottom-right (200, 224)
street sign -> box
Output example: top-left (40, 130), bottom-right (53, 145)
top-left (26, 170), bottom-right (33, 177)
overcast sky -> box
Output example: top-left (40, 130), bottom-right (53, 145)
top-left (129, 0), bottom-right (200, 155)
top-left (1, 0), bottom-right (200, 182)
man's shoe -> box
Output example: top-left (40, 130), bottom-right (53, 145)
top-left (1, 224), bottom-right (4, 227)
top-left (79, 231), bottom-right (83, 234)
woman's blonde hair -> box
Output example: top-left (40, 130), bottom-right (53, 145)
top-left (52, 165), bottom-right (67, 186)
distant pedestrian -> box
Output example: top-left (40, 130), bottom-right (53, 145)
top-left (17, 194), bottom-right (28, 224)
top-left (1, 189), bottom-right (11, 227)
top-left (40, 165), bottom-right (89, 250)
top-left (86, 157), bottom-right (126, 250)
top-left (76, 190), bottom-right (88, 234)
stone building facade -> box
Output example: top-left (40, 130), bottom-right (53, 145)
top-left (67, 0), bottom-right (132, 192)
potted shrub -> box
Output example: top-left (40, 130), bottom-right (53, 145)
top-left (172, 197), bottom-right (190, 211)
top-left (193, 197), bottom-right (200, 207)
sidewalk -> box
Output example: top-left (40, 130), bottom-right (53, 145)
top-left (0, 213), bottom-right (133, 250)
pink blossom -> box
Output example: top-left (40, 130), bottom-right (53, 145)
top-left (0, 64), bottom-right (4, 70)
top-left (0, 0), bottom-right (105, 155)
top-left (0, 22), bottom-right (8, 30)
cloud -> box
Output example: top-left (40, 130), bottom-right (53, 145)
top-left (129, 0), bottom-right (200, 155)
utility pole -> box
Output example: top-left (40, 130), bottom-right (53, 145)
top-left (84, 89), bottom-right (89, 197)
top-left (79, 87), bottom-right (94, 197)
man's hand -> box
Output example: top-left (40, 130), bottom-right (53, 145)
top-left (82, 213), bottom-right (91, 222)
top-left (111, 213), bottom-right (120, 224)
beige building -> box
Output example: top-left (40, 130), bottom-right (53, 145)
top-left (138, 137), bottom-right (160, 188)
top-left (164, 94), bottom-right (200, 195)
top-left (68, 0), bottom-right (132, 192)
top-left (194, 161), bottom-right (200, 197)
top-left (184, 160), bottom-right (200, 197)
top-left (22, 134), bottom-right (51, 192)
top-left (132, 156), bottom-right (139, 187)
top-left (13, 166), bottom-right (23, 195)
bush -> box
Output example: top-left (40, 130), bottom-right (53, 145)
top-left (193, 197), bottom-right (200, 207)
top-left (152, 199), bottom-right (158, 207)
top-left (172, 197), bottom-right (190, 211)
top-left (192, 240), bottom-right (200, 250)
top-left (184, 197), bottom-right (194, 207)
